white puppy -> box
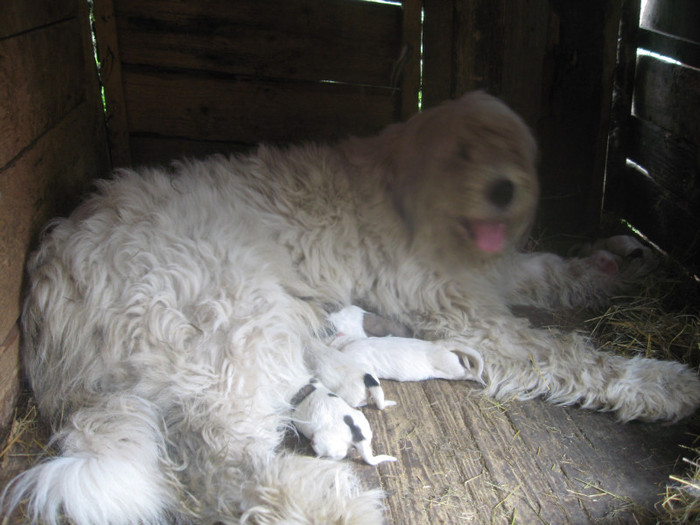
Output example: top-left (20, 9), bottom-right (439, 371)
top-left (292, 378), bottom-right (397, 466)
top-left (328, 306), bottom-right (485, 383)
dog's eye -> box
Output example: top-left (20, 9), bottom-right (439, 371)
top-left (457, 143), bottom-right (471, 162)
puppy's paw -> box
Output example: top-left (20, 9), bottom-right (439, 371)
top-left (335, 372), bottom-right (396, 410)
top-left (314, 348), bottom-right (396, 409)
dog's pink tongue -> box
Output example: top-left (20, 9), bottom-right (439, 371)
top-left (470, 221), bottom-right (507, 253)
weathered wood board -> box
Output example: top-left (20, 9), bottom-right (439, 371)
top-left (605, 0), bottom-right (700, 270)
top-left (113, 0), bottom-right (402, 87)
top-left (342, 381), bottom-right (696, 524)
top-left (95, 0), bottom-right (409, 167)
top-left (122, 70), bottom-right (399, 147)
top-left (0, 0), bottom-right (110, 433)
top-left (3, 376), bottom-right (694, 524)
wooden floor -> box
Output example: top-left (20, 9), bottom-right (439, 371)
top-left (1, 381), bottom-right (698, 524)
top-left (335, 380), bottom-right (699, 525)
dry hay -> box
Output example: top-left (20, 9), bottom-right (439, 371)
top-left (587, 266), bottom-right (700, 366)
top-left (585, 259), bottom-right (700, 524)
top-left (661, 450), bottom-right (700, 524)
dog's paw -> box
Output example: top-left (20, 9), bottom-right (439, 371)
top-left (606, 357), bottom-right (700, 423)
top-left (576, 235), bottom-right (658, 280)
top-left (335, 372), bottom-right (396, 410)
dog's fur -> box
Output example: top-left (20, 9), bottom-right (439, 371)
top-left (4, 92), bottom-right (700, 524)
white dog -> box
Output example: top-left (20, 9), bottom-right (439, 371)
top-left (4, 91), bottom-right (700, 524)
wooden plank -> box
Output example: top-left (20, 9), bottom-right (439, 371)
top-left (498, 0), bottom-right (552, 128)
top-left (427, 381), bottom-right (583, 523)
top-left (638, 27), bottom-right (700, 70)
top-left (614, 165), bottom-right (700, 268)
top-left (122, 69), bottom-right (399, 145)
top-left (0, 103), bottom-right (110, 343)
top-left (603, 0), bottom-right (641, 220)
top-left (358, 379), bottom-right (698, 524)
top-left (360, 381), bottom-right (501, 524)
top-left (634, 54), bottom-right (700, 144)
top-left (627, 117), bottom-right (699, 204)
top-left (451, 0), bottom-right (553, 125)
top-left (0, 20), bottom-right (87, 168)
top-left (0, 0), bottom-right (75, 39)
top-left (129, 136), bottom-right (253, 167)
top-left (113, 0), bottom-right (402, 88)
top-left (640, 0), bottom-right (700, 46)
top-left (399, 0), bottom-right (422, 119)
top-left (0, 326), bottom-right (20, 433)
top-left (453, 0), bottom-right (505, 96)
top-left (532, 1), bottom-right (622, 240)
top-left (422, 0), bottom-right (455, 109)
top-left (94, 0), bottom-right (131, 167)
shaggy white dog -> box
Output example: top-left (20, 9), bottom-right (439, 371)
top-left (4, 91), bottom-right (700, 524)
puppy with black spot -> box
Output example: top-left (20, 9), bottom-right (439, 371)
top-left (292, 379), bottom-right (397, 466)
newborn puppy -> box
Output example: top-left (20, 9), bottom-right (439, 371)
top-left (292, 379), bottom-right (397, 466)
top-left (328, 306), bottom-right (485, 383)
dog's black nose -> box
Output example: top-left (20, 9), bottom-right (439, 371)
top-left (488, 179), bottom-right (515, 208)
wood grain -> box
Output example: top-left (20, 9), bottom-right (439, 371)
top-left (0, 0), bottom-right (75, 39)
top-left (0, 20), bottom-right (86, 168)
top-left (93, 0), bottom-right (132, 167)
top-left (122, 69), bottom-right (399, 145)
top-left (0, 326), bottom-right (20, 434)
top-left (114, 0), bottom-right (402, 87)
top-left (634, 55), bottom-right (700, 145)
top-left (351, 379), bottom-right (698, 524)
top-left (0, 103), bottom-right (109, 350)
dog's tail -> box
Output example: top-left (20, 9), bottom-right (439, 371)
top-left (240, 454), bottom-right (385, 525)
top-left (1, 395), bottom-right (178, 525)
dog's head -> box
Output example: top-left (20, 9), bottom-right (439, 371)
top-left (354, 91), bottom-right (539, 270)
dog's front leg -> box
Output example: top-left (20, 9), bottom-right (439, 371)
top-left (499, 235), bottom-right (657, 311)
top-left (414, 311), bottom-right (700, 423)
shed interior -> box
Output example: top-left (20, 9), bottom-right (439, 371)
top-left (1, 0), bottom-right (699, 523)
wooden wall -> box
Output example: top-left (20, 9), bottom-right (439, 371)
top-left (604, 0), bottom-right (700, 271)
top-left (94, 0), bottom-right (626, 244)
top-left (0, 0), bottom-right (110, 432)
top-left (94, 0), bottom-right (418, 167)
top-left (421, 0), bottom-right (623, 245)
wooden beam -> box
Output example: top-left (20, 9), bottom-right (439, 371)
top-left (400, 0), bottom-right (422, 119)
top-left (93, 0), bottom-right (131, 167)
top-left (122, 69), bottom-right (397, 146)
top-left (422, 0), bottom-right (454, 108)
top-left (0, 20), bottom-right (86, 168)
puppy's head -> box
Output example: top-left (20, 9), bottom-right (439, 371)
top-left (368, 91), bottom-right (539, 270)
